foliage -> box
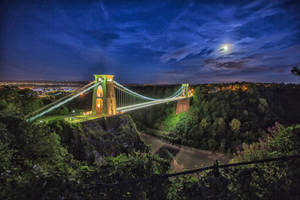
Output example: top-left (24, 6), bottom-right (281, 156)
top-left (229, 123), bottom-right (300, 199)
top-left (0, 93), bottom-right (170, 199)
top-left (232, 122), bottom-right (300, 162)
top-left (47, 115), bottom-right (148, 163)
top-left (131, 83), bottom-right (300, 153)
top-left (164, 109), bottom-right (182, 132)
top-left (291, 66), bottom-right (300, 76)
top-left (0, 111), bottom-right (76, 199)
top-left (167, 123), bottom-right (300, 200)
top-left (0, 86), bottom-right (43, 115)
top-left (167, 170), bottom-right (236, 200)
top-left (1, 84), bottom-right (300, 199)
top-left (229, 118), bottom-right (241, 133)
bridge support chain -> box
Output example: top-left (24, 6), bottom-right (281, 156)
top-left (92, 75), bottom-right (116, 116)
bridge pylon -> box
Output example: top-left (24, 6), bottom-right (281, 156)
top-left (176, 83), bottom-right (190, 114)
top-left (182, 83), bottom-right (189, 97)
top-left (92, 75), bottom-right (116, 116)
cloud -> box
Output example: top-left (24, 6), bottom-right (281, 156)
top-left (217, 61), bottom-right (245, 70)
top-left (1, 0), bottom-right (300, 83)
top-left (86, 31), bottom-right (119, 48)
top-left (100, 1), bottom-right (109, 19)
top-left (160, 45), bottom-right (199, 63)
top-left (160, 45), bottom-right (215, 63)
top-left (203, 59), bottom-right (248, 70)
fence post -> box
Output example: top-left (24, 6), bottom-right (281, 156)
top-left (213, 159), bottom-right (220, 177)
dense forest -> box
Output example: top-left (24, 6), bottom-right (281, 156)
top-left (130, 83), bottom-right (300, 153)
top-left (0, 83), bottom-right (300, 199)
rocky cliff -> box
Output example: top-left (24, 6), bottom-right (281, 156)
top-left (49, 114), bottom-right (148, 163)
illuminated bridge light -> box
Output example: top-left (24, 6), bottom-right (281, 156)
top-left (28, 76), bottom-right (193, 122)
top-left (97, 85), bottom-right (103, 97)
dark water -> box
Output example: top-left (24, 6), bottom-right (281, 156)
top-left (140, 133), bottom-right (230, 172)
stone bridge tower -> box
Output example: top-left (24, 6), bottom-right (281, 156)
top-left (92, 75), bottom-right (116, 116)
top-left (176, 83), bottom-right (190, 114)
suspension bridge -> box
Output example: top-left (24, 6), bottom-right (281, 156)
top-left (26, 75), bottom-right (193, 123)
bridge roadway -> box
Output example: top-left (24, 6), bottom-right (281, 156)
top-left (117, 96), bottom-right (187, 113)
top-left (58, 97), bottom-right (187, 123)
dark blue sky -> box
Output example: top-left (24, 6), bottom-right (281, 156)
top-left (1, 0), bottom-right (300, 83)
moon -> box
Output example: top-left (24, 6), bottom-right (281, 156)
top-left (221, 44), bottom-right (231, 53)
top-left (223, 45), bottom-right (229, 51)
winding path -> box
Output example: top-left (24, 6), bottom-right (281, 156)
top-left (140, 133), bottom-right (231, 172)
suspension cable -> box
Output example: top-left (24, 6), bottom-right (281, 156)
top-left (28, 82), bottom-right (100, 121)
top-left (113, 81), bottom-right (184, 101)
top-left (117, 96), bottom-right (184, 112)
top-left (26, 81), bottom-right (96, 118)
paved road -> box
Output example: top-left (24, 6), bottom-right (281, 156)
top-left (140, 133), bottom-right (231, 172)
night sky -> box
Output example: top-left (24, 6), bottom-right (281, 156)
top-left (0, 0), bottom-right (300, 84)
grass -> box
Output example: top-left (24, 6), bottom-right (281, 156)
top-left (39, 115), bottom-right (68, 122)
top-left (64, 114), bottom-right (102, 123)
top-left (39, 113), bottom-right (104, 123)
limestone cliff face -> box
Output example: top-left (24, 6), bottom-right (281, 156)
top-left (51, 115), bottom-right (148, 163)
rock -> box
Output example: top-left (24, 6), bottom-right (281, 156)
top-left (57, 114), bottom-right (148, 163)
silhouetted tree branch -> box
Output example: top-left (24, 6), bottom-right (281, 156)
top-left (291, 66), bottom-right (300, 77)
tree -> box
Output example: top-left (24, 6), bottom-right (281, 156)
top-left (200, 118), bottom-right (209, 130)
top-left (213, 117), bottom-right (226, 137)
top-left (230, 118), bottom-right (241, 133)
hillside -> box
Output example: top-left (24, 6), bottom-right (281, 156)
top-left (1, 83), bottom-right (300, 199)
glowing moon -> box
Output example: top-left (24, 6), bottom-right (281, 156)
top-left (223, 45), bottom-right (229, 51)
top-left (221, 44), bottom-right (231, 53)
